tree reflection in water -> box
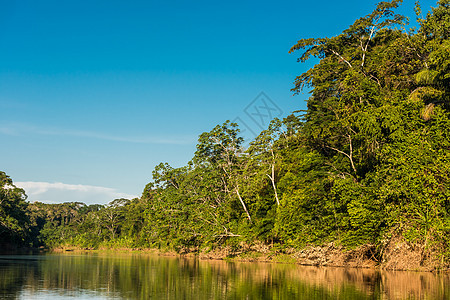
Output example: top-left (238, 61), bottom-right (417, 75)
top-left (0, 254), bottom-right (448, 299)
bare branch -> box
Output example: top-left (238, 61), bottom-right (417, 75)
top-left (361, 12), bottom-right (383, 67)
top-left (330, 50), bottom-right (353, 69)
top-left (326, 135), bottom-right (357, 173)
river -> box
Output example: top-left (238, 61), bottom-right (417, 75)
top-left (0, 253), bottom-right (448, 299)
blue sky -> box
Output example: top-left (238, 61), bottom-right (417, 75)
top-left (0, 0), bottom-right (437, 204)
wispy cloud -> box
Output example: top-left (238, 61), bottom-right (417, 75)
top-left (0, 122), bottom-right (196, 145)
top-left (15, 181), bottom-right (138, 205)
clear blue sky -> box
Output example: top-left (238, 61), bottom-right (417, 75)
top-left (0, 0), bottom-right (437, 204)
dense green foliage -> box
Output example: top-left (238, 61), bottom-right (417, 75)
top-left (1, 0), bottom-right (449, 265)
top-left (0, 172), bottom-right (30, 246)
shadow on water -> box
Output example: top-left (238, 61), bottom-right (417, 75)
top-left (0, 253), bottom-right (449, 299)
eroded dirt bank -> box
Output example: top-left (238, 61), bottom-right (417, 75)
top-left (53, 237), bottom-right (449, 272)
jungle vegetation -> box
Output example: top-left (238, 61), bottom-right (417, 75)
top-left (1, 0), bottom-right (449, 264)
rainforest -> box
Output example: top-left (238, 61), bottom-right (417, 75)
top-left (1, 0), bottom-right (449, 271)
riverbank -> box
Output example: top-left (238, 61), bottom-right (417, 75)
top-left (2, 250), bottom-right (449, 299)
top-left (50, 238), bottom-right (449, 273)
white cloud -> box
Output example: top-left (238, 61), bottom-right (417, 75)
top-left (0, 122), bottom-right (196, 145)
top-left (15, 181), bottom-right (138, 205)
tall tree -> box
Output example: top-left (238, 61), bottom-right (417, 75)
top-left (0, 171), bottom-right (30, 246)
top-left (194, 120), bottom-right (251, 224)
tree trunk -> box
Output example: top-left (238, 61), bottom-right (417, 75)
top-left (267, 163), bottom-right (280, 206)
top-left (235, 186), bottom-right (252, 223)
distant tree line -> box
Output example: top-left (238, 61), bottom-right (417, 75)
top-left (1, 0), bottom-right (449, 264)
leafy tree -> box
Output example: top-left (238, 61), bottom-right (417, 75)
top-left (286, 0), bottom-right (450, 253)
top-left (194, 120), bottom-right (251, 223)
top-left (101, 198), bottom-right (130, 240)
top-left (0, 171), bottom-right (30, 246)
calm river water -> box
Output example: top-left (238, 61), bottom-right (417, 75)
top-left (0, 253), bottom-right (449, 299)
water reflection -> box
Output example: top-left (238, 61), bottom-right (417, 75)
top-left (0, 253), bottom-right (448, 299)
